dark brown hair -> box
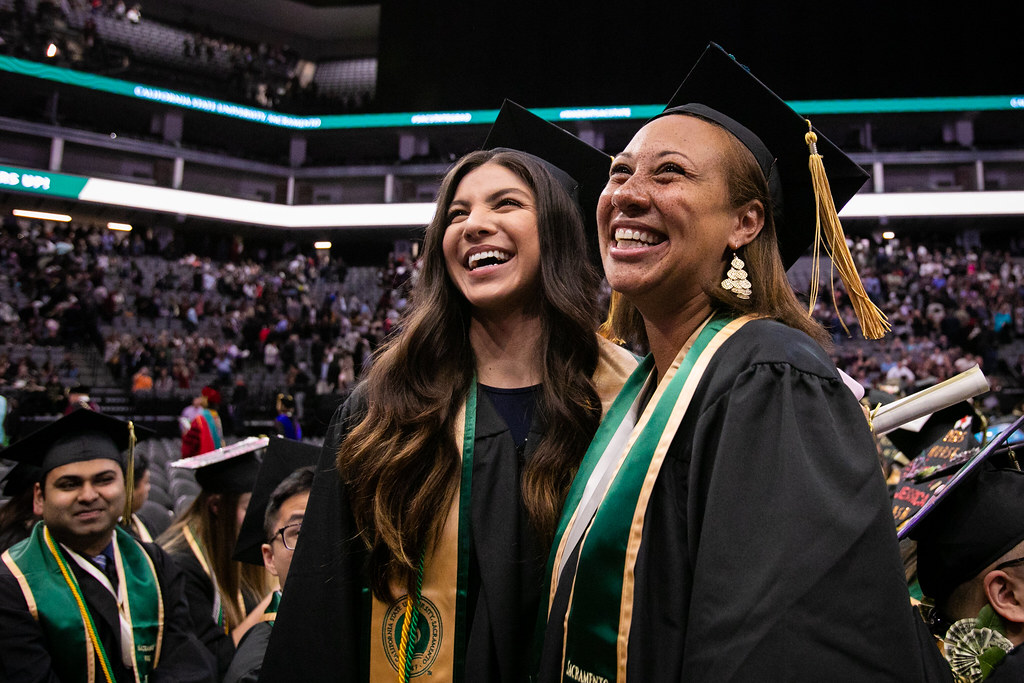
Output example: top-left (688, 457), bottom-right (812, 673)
top-left (339, 149), bottom-right (603, 601)
top-left (607, 113), bottom-right (831, 350)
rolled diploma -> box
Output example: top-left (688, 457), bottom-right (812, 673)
top-left (871, 365), bottom-right (990, 436)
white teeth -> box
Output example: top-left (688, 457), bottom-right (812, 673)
top-left (467, 250), bottom-right (512, 270)
top-left (614, 228), bottom-right (661, 245)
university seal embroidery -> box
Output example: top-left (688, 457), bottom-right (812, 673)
top-left (382, 595), bottom-right (443, 676)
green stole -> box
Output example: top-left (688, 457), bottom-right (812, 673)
top-left (259, 590), bottom-right (282, 625)
top-left (547, 314), bottom-right (751, 683)
top-left (2, 524), bottom-right (164, 683)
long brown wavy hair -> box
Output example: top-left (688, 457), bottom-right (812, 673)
top-left (605, 112), bottom-right (832, 350)
top-left (160, 491), bottom-right (267, 628)
top-left (339, 149), bottom-right (603, 601)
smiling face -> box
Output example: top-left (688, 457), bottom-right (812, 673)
top-left (598, 115), bottom-right (763, 320)
top-left (441, 162), bottom-right (542, 316)
top-left (35, 459), bottom-right (126, 556)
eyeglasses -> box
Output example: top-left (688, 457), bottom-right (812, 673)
top-left (270, 522), bottom-right (301, 550)
top-left (993, 556), bottom-right (1024, 572)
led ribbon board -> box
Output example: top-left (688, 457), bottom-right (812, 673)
top-left (1, 56), bottom-right (1021, 131)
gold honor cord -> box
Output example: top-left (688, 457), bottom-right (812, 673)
top-left (396, 554), bottom-right (427, 683)
top-left (804, 119), bottom-right (890, 340)
top-left (44, 527), bottom-right (117, 683)
top-left (122, 421), bottom-right (137, 528)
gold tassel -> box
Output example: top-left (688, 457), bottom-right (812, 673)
top-left (598, 291), bottom-right (625, 344)
top-left (122, 421), bottom-right (137, 527)
top-left (804, 120), bottom-right (891, 340)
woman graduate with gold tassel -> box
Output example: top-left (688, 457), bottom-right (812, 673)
top-left (260, 102), bottom-right (637, 683)
top-left (536, 44), bottom-right (952, 682)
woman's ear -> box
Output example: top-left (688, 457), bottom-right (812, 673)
top-left (206, 494), bottom-right (221, 517)
top-left (729, 200), bottom-right (765, 251)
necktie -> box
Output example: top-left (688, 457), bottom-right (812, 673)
top-left (92, 552), bottom-right (119, 588)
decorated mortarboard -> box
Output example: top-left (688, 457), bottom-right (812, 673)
top-left (886, 400), bottom-right (980, 466)
top-left (895, 411), bottom-right (1024, 552)
top-left (656, 43), bottom-right (887, 339)
top-left (170, 436), bottom-right (266, 494)
top-left (233, 436), bottom-right (320, 565)
top-left (483, 99), bottom-right (611, 268)
top-left (908, 448), bottom-right (1024, 605)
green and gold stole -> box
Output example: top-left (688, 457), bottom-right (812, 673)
top-left (546, 314), bottom-right (751, 683)
top-left (366, 336), bottom-right (637, 683)
top-left (259, 590), bottom-right (282, 625)
top-left (2, 524), bottom-right (164, 683)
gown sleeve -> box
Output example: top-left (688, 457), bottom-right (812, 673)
top-left (258, 390), bottom-right (368, 682)
top-left (0, 564), bottom-right (61, 683)
top-left (145, 542), bottom-right (218, 683)
top-left (677, 357), bottom-right (948, 681)
top-left (169, 548), bottom-right (236, 679)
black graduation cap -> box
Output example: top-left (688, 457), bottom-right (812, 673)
top-left (233, 436), bottom-right (320, 565)
top-left (0, 408), bottom-right (146, 479)
top-left (483, 99), bottom-right (611, 268)
top-left (910, 460), bottom-right (1024, 606)
top-left (1, 462), bottom-right (40, 497)
top-left (170, 436), bottom-right (265, 495)
top-left (658, 42), bottom-right (870, 270)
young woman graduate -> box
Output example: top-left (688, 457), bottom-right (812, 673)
top-left (259, 101), bottom-right (638, 683)
top-left (536, 44), bottom-right (953, 682)
top-left (161, 440), bottom-right (272, 680)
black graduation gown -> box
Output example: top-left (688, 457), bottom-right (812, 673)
top-left (167, 546), bottom-right (253, 680)
top-left (0, 535), bottom-right (216, 683)
top-left (539, 320), bottom-right (952, 682)
top-left (260, 383), bottom-right (548, 683)
top-left (223, 620), bottom-right (272, 683)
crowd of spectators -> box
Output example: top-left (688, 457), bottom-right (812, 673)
top-left (0, 0), bottom-right (368, 114)
top-left (2, 212), bottom-right (1024, 434)
top-left (819, 235), bottom-right (1024, 412)
top-left (0, 215), bottom-right (418, 437)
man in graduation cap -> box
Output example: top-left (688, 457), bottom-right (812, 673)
top-left (0, 409), bottom-right (215, 682)
top-left (223, 437), bottom-right (319, 683)
top-left (911, 460), bottom-right (1024, 680)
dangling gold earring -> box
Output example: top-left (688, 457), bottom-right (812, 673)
top-left (721, 251), bottom-right (751, 300)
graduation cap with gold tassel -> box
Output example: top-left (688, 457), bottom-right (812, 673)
top-left (0, 409), bottom-right (153, 528)
top-left (601, 42), bottom-right (889, 341)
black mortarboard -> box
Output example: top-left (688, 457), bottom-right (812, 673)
top-left (658, 43), bottom-right (869, 269)
top-left (483, 99), bottom-right (611, 268)
top-left (1, 462), bottom-right (40, 497)
top-left (910, 461), bottom-right (1024, 606)
top-left (656, 43), bottom-right (887, 339)
top-left (233, 436), bottom-right (319, 565)
top-left (0, 409), bottom-right (141, 478)
top-left (170, 436), bottom-right (265, 494)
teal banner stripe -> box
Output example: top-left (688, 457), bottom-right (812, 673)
top-left (0, 164), bottom-right (89, 198)
top-left (2, 56), bottom-right (1020, 131)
